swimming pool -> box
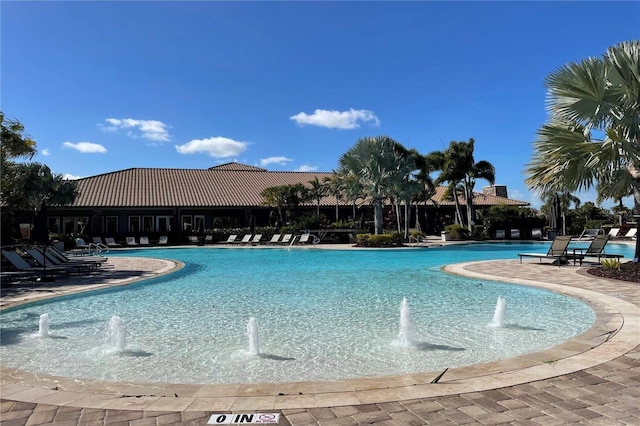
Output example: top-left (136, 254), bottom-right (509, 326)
top-left (1, 242), bottom-right (628, 385)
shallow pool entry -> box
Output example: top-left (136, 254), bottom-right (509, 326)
top-left (0, 245), bottom-right (602, 384)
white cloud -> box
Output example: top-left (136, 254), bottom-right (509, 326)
top-left (260, 156), bottom-right (293, 166)
top-left (41, 149), bottom-right (50, 156)
top-left (100, 118), bottom-right (170, 142)
top-left (295, 164), bottom-right (318, 172)
top-left (63, 173), bottom-right (83, 180)
top-left (290, 108), bottom-right (380, 129)
top-left (62, 141), bottom-right (107, 154)
top-left (175, 136), bottom-right (248, 158)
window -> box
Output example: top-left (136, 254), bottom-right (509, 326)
top-left (142, 216), bottom-right (154, 233)
top-left (181, 215), bottom-right (193, 232)
top-left (47, 217), bottom-right (60, 234)
top-left (63, 217), bottom-right (89, 234)
top-left (106, 216), bottom-right (118, 235)
top-left (129, 216), bottom-right (141, 233)
top-left (194, 215), bottom-right (205, 233)
top-left (156, 216), bottom-right (172, 232)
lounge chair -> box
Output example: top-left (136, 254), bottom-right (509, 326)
top-left (139, 236), bottom-right (151, 246)
top-left (46, 245), bottom-right (107, 266)
top-left (104, 237), bottom-right (122, 248)
top-left (250, 234), bottom-right (262, 244)
top-left (495, 229), bottom-right (505, 239)
top-left (269, 234), bottom-right (282, 244)
top-left (126, 237), bottom-right (139, 246)
top-left (158, 236), bottom-right (168, 245)
top-left (225, 234), bottom-right (238, 243)
top-left (608, 228), bottom-right (621, 238)
top-left (578, 229), bottom-right (602, 240)
top-left (238, 234), bottom-right (252, 244)
top-left (297, 233), bottom-right (319, 244)
top-left (25, 248), bottom-right (97, 273)
top-left (510, 229), bottom-right (520, 239)
top-left (569, 234), bottom-right (624, 265)
top-left (518, 235), bottom-right (573, 267)
top-left (187, 236), bottom-right (199, 245)
top-left (204, 235), bottom-right (213, 244)
top-left (1, 250), bottom-right (70, 277)
top-left (622, 228), bottom-right (637, 239)
top-left (280, 234), bottom-right (293, 244)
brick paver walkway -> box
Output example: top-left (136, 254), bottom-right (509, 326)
top-left (1, 250), bottom-right (639, 425)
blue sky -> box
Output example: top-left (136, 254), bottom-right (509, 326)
top-left (2, 1), bottom-right (639, 209)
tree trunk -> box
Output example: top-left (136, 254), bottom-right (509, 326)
top-left (633, 185), bottom-right (640, 260)
top-left (464, 182), bottom-right (474, 232)
top-left (453, 195), bottom-right (463, 226)
top-left (404, 202), bottom-right (410, 239)
top-left (374, 197), bottom-right (384, 235)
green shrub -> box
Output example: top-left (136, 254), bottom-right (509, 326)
top-left (601, 258), bottom-right (621, 271)
top-left (445, 224), bottom-right (469, 240)
top-left (355, 232), bottom-right (403, 247)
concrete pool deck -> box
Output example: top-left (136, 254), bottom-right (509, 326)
top-left (1, 244), bottom-right (639, 425)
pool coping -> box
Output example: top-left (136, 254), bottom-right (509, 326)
top-left (1, 255), bottom-right (638, 412)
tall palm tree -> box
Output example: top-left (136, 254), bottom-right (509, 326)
top-left (433, 139), bottom-right (495, 232)
top-left (337, 135), bottom-right (414, 235)
top-left (306, 176), bottom-right (328, 217)
top-left (525, 40), bottom-right (640, 256)
top-left (323, 175), bottom-right (344, 222)
top-left (461, 140), bottom-right (495, 232)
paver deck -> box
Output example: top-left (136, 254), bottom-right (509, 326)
top-left (1, 245), bottom-right (639, 425)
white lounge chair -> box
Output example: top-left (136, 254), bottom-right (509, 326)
top-left (269, 234), bottom-right (282, 244)
top-left (623, 228), bottom-right (637, 239)
top-left (250, 234), bottom-right (262, 244)
top-left (280, 234), bottom-right (293, 244)
top-left (239, 234), bottom-right (252, 244)
top-left (531, 228), bottom-right (542, 240)
top-left (510, 229), bottom-right (520, 239)
top-left (608, 228), bottom-right (621, 237)
top-left (158, 236), bottom-right (168, 245)
top-left (126, 237), bottom-right (139, 246)
top-left (495, 229), bottom-right (505, 239)
top-left (104, 237), bottom-right (122, 248)
top-left (139, 236), bottom-right (151, 246)
top-left (225, 234), bottom-right (238, 243)
top-left (578, 229), bottom-right (602, 240)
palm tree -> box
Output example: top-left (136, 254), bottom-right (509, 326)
top-left (525, 40), bottom-right (640, 256)
top-left (322, 175), bottom-right (343, 221)
top-left (306, 176), bottom-right (328, 217)
top-left (433, 139), bottom-right (495, 232)
top-left (337, 135), bottom-right (414, 235)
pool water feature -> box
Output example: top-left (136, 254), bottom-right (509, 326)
top-left (2, 242), bottom-right (627, 385)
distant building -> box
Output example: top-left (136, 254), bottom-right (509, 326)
top-left (483, 185), bottom-right (508, 199)
top-left (18, 163), bottom-right (529, 242)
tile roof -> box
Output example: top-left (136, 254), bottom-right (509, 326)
top-left (71, 162), bottom-right (529, 208)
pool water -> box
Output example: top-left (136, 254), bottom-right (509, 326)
top-left (1, 242), bottom-right (628, 385)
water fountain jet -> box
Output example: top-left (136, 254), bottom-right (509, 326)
top-left (38, 313), bottom-right (50, 337)
top-left (247, 317), bottom-right (259, 355)
top-left (490, 296), bottom-right (506, 327)
top-left (398, 297), bottom-right (412, 347)
top-left (108, 315), bottom-right (128, 351)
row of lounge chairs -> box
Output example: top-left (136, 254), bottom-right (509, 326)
top-left (518, 234), bottom-right (623, 267)
top-left (224, 233), bottom-right (318, 245)
top-left (1, 245), bottom-right (109, 284)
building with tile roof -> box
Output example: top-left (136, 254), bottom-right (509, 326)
top-left (34, 162), bottom-right (529, 243)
